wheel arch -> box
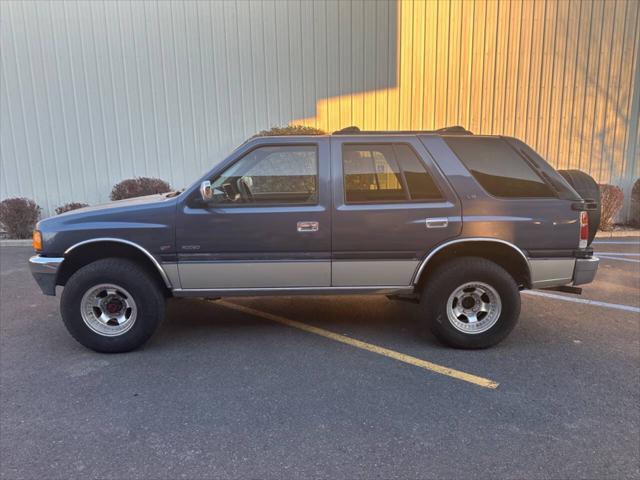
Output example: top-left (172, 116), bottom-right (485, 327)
top-left (57, 238), bottom-right (172, 290)
top-left (412, 238), bottom-right (531, 289)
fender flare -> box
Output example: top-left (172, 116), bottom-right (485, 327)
top-left (64, 237), bottom-right (172, 288)
top-left (411, 237), bottom-right (530, 285)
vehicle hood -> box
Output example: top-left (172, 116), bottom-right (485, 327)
top-left (36, 194), bottom-right (176, 234)
top-left (36, 193), bottom-right (179, 254)
top-left (55, 194), bottom-right (172, 217)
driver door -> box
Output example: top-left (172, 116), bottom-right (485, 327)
top-left (175, 138), bottom-right (331, 291)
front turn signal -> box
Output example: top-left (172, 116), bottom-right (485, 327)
top-left (32, 230), bottom-right (42, 251)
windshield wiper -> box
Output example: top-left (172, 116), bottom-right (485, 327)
top-left (165, 189), bottom-right (184, 198)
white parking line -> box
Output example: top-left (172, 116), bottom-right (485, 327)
top-left (593, 240), bottom-right (640, 245)
top-left (593, 252), bottom-right (640, 256)
top-left (522, 290), bottom-right (640, 314)
top-left (598, 255), bottom-right (640, 264)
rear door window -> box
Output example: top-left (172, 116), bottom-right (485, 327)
top-left (444, 137), bottom-right (555, 198)
top-left (343, 144), bottom-right (442, 203)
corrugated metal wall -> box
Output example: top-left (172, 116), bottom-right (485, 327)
top-left (1, 0), bottom-right (639, 217)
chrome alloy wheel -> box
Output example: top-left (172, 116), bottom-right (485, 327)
top-left (80, 284), bottom-right (138, 337)
top-left (446, 282), bottom-right (502, 334)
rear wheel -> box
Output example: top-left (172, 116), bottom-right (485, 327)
top-left (419, 257), bottom-right (520, 349)
top-left (60, 258), bottom-right (165, 353)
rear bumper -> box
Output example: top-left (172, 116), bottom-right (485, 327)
top-left (529, 256), bottom-right (599, 289)
top-left (29, 255), bottom-right (63, 296)
top-left (572, 256), bottom-right (599, 286)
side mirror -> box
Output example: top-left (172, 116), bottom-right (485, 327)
top-left (200, 180), bottom-right (213, 202)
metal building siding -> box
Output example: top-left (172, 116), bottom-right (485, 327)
top-left (1, 0), bottom-right (639, 217)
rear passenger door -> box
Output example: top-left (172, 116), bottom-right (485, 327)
top-left (330, 136), bottom-right (462, 287)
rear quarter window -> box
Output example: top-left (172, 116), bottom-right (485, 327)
top-left (444, 137), bottom-right (555, 198)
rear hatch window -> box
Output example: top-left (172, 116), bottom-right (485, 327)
top-left (443, 137), bottom-right (555, 198)
top-left (504, 137), bottom-right (582, 201)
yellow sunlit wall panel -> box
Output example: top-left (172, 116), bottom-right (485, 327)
top-left (296, 0), bottom-right (639, 217)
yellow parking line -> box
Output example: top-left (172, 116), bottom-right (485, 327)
top-left (218, 300), bottom-right (499, 390)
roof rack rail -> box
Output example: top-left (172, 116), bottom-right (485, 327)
top-left (332, 125), bottom-right (473, 135)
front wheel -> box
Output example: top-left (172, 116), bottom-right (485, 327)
top-left (60, 258), bottom-right (165, 353)
top-left (419, 257), bottom-right (520, 349)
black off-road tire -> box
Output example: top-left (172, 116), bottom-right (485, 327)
top-left (557, 169), bottom-right (601, 244)
top-left (419, 257), bottom-right (520, 349)
top-left (60, 258), bottom-right (165, 353)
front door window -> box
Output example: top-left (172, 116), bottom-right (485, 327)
top-left (210, 145), bottom-right (318, 205)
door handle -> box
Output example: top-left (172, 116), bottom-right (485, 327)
top-left (297, 221), bottom-right (319, 232)
top-left (425, 217), bottom-right (448, 229)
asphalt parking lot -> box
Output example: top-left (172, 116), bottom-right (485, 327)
top-left (1, 242), bottom-right (639, 479)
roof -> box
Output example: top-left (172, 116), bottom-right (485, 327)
top-left (331, 126), bottom-right (473, 136)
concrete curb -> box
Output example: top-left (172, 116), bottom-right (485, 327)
top-left (595, 230), bottom-right (640, 238)
top-left (0, 239), bottom-right (32, 247)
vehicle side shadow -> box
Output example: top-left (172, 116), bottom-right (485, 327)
top-left (152, 296), bottom-right (432, 348)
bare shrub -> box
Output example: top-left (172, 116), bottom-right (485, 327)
top-left (110, 177), bottom-right (171, 201)
top-left (0, 197), bottom-right (41, 239)
top-left (55, 202), bottom-right (89, 215)
top-left (599, 184), bottom-right (624, 231)
top-left (253, 125), bottom-right (326, 137)
top-left (630, 179), bottom-right (640, 227)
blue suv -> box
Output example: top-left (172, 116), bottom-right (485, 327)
top-left (30, 127), bottom-right (600, 352)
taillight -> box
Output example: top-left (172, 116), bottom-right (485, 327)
top-left (579, 211), bottom-right (589, 248)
